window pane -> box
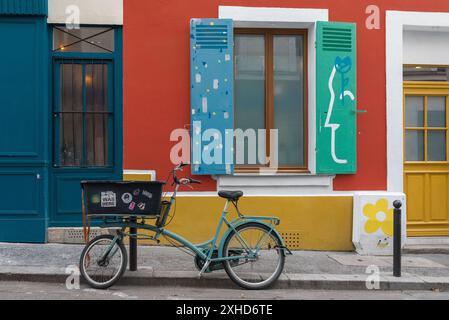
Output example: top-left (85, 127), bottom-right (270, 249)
top-left (60, 64), bottom-right (83, 166)
top-left (406, 130), bottom-right (424, 161)
top-left (61, 114), bottom-right (82, 166)
top-left (235, 35), bottom-right (266, 165)
top-left (61, 64), bottom-right (83, 111)
top-left (86, 64), bottom-right (109, 167)
top-left (404, 66), bottom-right (449, 82)
top-left (273, 35), bottom-right (305, 166)
top-left (86, 114), bottom-right (109, 166)
top-left (428, 130), bottom-right (446, 161)
top-left (427, 96), bottom-right (446, 128)
top-left (405, 96), bottom-right (424, 127)
top-left (53, 27), bottom-right (114, 53)
top-left (58, 63), bottom-right (112, 168)
top-left (86, 64), bottom-right (108, 112)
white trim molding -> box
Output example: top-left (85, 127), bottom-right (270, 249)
top-left (48, 0), bottom-right (123, 25)
top-left (386, 10), bottom-right (449, 192)
top-left (218, 175), bottom-right (334, 195)
top-left (219, 6), bottom-right (328, 28)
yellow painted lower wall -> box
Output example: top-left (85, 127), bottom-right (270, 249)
top-left (123, 172), bottom-right (154, 182)
top-left (131, 196), bottom-right (354, 251)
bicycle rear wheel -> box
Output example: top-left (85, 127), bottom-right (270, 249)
top-left (222, 222), bottom-right (285, 290)
top-left (79, 234), bottom-right (128, 289)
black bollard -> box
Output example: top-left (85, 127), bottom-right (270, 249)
top-left (393, 200), bottom-right (402, 277)
top-left (129, 217), bottom-right (138, 271)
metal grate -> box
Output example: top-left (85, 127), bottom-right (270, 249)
top-left (280, 232), bottom-right (301, 250)
top-left (195, 24), bottom-right (229, 50)
top-left (63, 228), bottom-right (107, 244)
top-left (322, 27), bottom-right (352, 52)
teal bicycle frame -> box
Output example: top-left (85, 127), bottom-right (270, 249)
top-left (97, 182), bottom-right (287, 274)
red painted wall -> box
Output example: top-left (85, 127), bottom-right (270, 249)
top-left (123, 0), bottom-right (449, 191)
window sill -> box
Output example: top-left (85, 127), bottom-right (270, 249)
top-left (216, 174), bottom-right (335, 195)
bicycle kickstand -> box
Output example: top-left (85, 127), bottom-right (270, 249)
top-left (198, 260), bottom-right (211, 278)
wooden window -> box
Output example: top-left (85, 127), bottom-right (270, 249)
top-left (404, 89), bottom-right (449, 163)
top-left (53, 26), bottom-right (115, 168)
top-left (234, 29), bottom-right (308, 172)
top-left (55, 61), bottom-right (113, 167)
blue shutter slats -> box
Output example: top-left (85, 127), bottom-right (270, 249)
top-left (190, 18), bottom-right (234, 175)
top-left (0, 0), bottom-right (47, 16)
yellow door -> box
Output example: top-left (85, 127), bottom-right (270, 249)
top-left (404, 81), bottom-right (449, 236)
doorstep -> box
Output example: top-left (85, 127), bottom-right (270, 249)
top-left (404, 237), bottom-right (449, 254)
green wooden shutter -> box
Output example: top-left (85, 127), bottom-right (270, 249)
top-left (316, 21), bottom-right (357, 174)
top-left (190, 18), bottom-right (234, 175)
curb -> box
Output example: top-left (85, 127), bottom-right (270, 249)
top-left (0, 267), bottom-right (448, 291)
top-left (403, 247), bottom-right (449, 255)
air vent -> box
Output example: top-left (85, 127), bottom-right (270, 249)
top-left (322, 27), bottom-right (352, 52)
top-left (279, 231), bottom-right (301, 250)
top-left (63, 228), bottom-right (109, 244)
top-left (195, 24), bottom-right (229, 50)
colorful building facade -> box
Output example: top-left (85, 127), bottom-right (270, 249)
top-left (0, 0), bottom-right (123, 242)
top-left (2, 0), bottom-right (449, 251)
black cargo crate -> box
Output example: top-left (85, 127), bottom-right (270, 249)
top-left (81, 181), bottom-right (165, 217)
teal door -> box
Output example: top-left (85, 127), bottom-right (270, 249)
top-left (49, 26), bottom-right (123, 227)
top-left (0, 15), bottom-right (49, 242)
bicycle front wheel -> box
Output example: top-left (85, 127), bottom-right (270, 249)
top-left (79, 234), bottom-right (128, 289)
top-left (222, 222), bottom-right (285, 290)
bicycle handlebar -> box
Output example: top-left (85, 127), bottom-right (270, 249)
top-left (172, 163), bottom-right (201, 186)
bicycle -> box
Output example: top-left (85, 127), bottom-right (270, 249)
top-left (79, 163), bottom-right (292, 290)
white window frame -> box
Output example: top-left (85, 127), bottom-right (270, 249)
top-left (386, 10), bottom-right (449, 192)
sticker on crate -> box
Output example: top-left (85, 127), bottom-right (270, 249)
top-left (121, 193), bottom-right (133, 204)
top-left (91, 194), bottom-right (100, 204)
top-left (138, 202), bottom-right (146, 210)
top-left (101, 191), bottom-right (117, 208)
top-left (142, 190), bottom-right (153, 199)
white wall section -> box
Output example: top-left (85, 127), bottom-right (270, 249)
top-left (48, 0), bottom-right (123, 25)
top-left (404, 30), bottom-right (449, 65)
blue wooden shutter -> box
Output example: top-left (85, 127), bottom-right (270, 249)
top-left (316, 21), bottom-right (357, 174)
top-left (190, 18), bottom-right (234, 175)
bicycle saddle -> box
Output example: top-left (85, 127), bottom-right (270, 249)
top-left (218, 190), bottom-right (244, 201)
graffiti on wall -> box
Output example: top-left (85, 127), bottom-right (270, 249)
top-left (353, 193), bottom-right (405, 256)
top-left (363, 198), bottom-right (394, 237)
top-left (325, 56), bottom-right (355, 165)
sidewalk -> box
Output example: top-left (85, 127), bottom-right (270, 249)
top-left (1, 243), bottom-right (449, 290)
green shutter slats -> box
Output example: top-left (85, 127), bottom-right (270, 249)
top-left (322, 26), bottom-right (353, 52)
top-left (316, 21), bottom-right (357, 174)
top-left (0, 0), bottom-right (47, 15)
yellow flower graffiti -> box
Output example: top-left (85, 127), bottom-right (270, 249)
top-left (363, 199), bottom-right (393, 237)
